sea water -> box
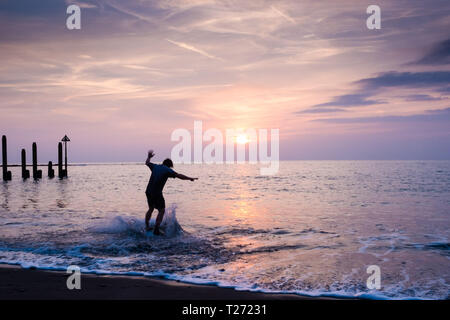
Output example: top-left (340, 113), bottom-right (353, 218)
top-left (0, 161), bottom-right (449, 299)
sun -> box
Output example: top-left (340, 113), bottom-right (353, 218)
top-left (236, 134), bottom-right (250, 144)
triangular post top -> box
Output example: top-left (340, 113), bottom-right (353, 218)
top-left (61, 135), bottom-right (70, 142)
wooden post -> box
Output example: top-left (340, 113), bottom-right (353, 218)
top-left (32, 142), bottom-right (42, 180)
top-left (58, 142), bottom-right (63, 179)
top-left (1, 136), bottom-right (6, 180)
top-left (61, 135), bottom-right (70, 178)
top-left (2, 135), bottom-right (12, 181)
top-left (64, 140), bottom-right (68, 176)
top-left (32, 142), bottom-right (37, 179)
top-left (21, 149), bottom-right (30, 179)
top-left (48, 161), bottom-right (55, 178)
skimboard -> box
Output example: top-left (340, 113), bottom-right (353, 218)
top-left (145, 226), bottom-right (165, 236)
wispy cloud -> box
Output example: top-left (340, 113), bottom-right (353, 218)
top-left (65, 1), bottom-right (97, 9)
top-left (105, 1), bottom-right (157, 24)
top-left (166, 39), bottom-right (221, 60)
top-left (271, 6), bottom-right (296, 24)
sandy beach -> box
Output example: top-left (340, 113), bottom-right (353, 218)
top-left (0, 264), bottom-right (324, 300)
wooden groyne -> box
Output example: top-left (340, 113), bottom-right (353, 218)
top-left (2, 135), bottom-right (70, 181)
top-left (21, 149), bottom-right (30, 179)
top-left (2, 136), bottom-right (11, 181)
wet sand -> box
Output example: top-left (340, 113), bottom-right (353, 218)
top-left (0, 264), bottom-right (329, 300)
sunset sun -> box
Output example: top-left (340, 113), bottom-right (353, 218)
top-left (236, 134), bottom-right (250, 144)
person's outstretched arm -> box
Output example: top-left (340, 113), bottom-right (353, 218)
top-left (175, 173), bottom-right (198, 181)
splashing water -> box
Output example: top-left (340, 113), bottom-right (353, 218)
top-left (89, 204), bottom-right (184, 238)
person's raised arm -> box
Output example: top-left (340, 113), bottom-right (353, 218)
top-left (145, 150), bottom-right (155, 166)
top-left (175, 173), bottom-right (198, 182)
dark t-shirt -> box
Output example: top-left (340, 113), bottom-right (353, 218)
top-left (145, 162), bottom-right (177, 196)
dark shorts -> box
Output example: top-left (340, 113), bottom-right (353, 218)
top-left (146, 193), bottom-right (165, 210)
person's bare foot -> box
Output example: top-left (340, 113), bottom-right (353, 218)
top-left (153, 228), bottom-right (162, 235)
top-left (145, 225), bottom-right (153, 232)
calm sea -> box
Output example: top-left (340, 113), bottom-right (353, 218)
top-left (0, 161), bottom-right (449, 299)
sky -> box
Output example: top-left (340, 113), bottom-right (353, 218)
top-left (0, 0), bottom-right (449, 162)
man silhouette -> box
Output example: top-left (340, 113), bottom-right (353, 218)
top-left (145, 150), bottom-right (197, 235)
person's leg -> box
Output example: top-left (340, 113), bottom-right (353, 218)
top-left (145, 206), bottom-right (154, 230)
top-left (153, 207), bottom-right (165, 235)
top-left (145, 193), bottom-right (155, 230)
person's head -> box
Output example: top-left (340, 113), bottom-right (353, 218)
top-left (162, 158), bottom-right (174, 168)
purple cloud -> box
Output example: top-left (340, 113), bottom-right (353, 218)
top-left (312, 94), bottom-right (385, 108)
top-left (296, 108), bottom-right (348, 114)
top-left (314, 107), bottom-right (450, 123)
top-left (413, 38), bottom-right (450, 65)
